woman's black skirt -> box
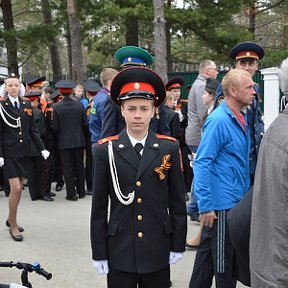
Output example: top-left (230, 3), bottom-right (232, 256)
top-left (3, 157), bottom-right (27, 179)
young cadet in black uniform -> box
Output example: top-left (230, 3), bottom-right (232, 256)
top-left (0, 75), bottom-right (49, 241)
top-left (50, 80), bottom-right (87, 201)
top-left (48, 90), bottom-right (65, 191)
top-left (25, 91), bottom-right (54, 201)
top-left (101, 45), bottom-right (170, 138)
top-left (90, 66), bottom-right (187, 288)
top-left (166, 77), bottom-right (192, 201)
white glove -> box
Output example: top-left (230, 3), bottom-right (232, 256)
top-left (0, 157), bottom-right (4, 167)
top-left (169, 252), bottom-right (183, 264)
top-left (93, 260), bottom-right (109, 275)
top-left (10, 283), bottom-right (27, 288)
top-left (41, 150), bottom-right (50, 160)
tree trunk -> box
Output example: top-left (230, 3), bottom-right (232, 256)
top-left (166, 0), bottom-right (172, 72)
top-left (0, 0), bottom-right (19, 76)
top-left (41, 0), bottom-right (62, 81)
top-left (67, 0), bottom-right (84, 83)
top-left (125, 16), bottom-right (139, 46)
top-left (153, 0), bottom-right (167, 82)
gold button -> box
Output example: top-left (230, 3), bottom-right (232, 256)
top-left (137, 215), bottom-right (143, 221)
top-left (136, 181), bottom-right (141, 187)
top-left (20, 139), bottom-right (23, 143)
top-left (137, 198), bottom-right (142, 204)
top-left (138, 232), bottom-right (143, 238)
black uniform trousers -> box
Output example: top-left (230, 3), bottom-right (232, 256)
top-left (189, 210), bottom-right (236, 288)
top-left (27, 156), bottom-right (45, 200)
top-left (107, 266), bottom-right (170, 288)
top-left (85, 147), bottom-right (93, 192)
top-left (60, 147), bottom-right (85, 198)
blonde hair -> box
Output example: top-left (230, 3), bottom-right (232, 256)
top-left (165, 91), bottom-right (174, 104)
top-left (100, 68), bottom-right (118, 87)
top-left (222, 69), bottom-right (251, 97)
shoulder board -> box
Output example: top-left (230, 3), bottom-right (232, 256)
top-left (98, 135), bottom-right (119, 145)
top-left (0, 97), bottom-right (6, 101)
top-left (180, 99), bottom-right (188, 103)
top-left (156, 134), bottom-right (176, 142)
top-left (20, 96), bottom-right (29, 102)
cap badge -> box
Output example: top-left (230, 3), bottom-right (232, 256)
top-left (246, 52), bottom-right (251, 56)
top-left (134, 82), bottom-right (140, 89)
top-left (128, 57), bottom-right (132, 62)
top-left (154, 154), bottom-right (172, 180)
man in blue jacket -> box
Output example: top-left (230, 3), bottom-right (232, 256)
top-left (188, 69), bottom-right (253, 288)
top-left (214, 41), bottom-right (265, 184)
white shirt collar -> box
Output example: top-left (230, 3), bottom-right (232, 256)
top-left (127, 130), bottom-right (147, 153)
top-left (8, 94), bottom-right (19, 105)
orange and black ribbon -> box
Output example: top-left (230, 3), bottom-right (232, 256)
top-left (154, 154), bottom-right (172, 180)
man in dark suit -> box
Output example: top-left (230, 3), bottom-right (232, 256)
top-left (90, 67), bottom-right (187, 288)
top-left (50, 80), bottom-right (87, 201)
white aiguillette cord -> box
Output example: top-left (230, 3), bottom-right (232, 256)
top-left (0, 102), bottom-right (21, 129)
top-left (108, 140), bottom-right (134, 205)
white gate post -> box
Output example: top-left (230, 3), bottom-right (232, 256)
top-left (261, 67), bottom-right (280, 130)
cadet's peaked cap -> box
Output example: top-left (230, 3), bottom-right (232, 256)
top-left (55, 80), bottom-right (76, 94)
top-left (50, 90), bottom-right (61, 100)
top-left (165, 77), bottom-right (184, 91)
top-left (110, 66), bottom-right (165, 107)
top-left (25, 91), bottom-right (42, 101)
top-left (24, 75), bottom-right (46, 86)
top-left (205, 78), bottom-right (219, 94)
top-left (115, 46), bottom-right (153, 67)
top-left (83, 80), bottom-right (101, 93)
top-left (230, 41), bottom-right (264, 61)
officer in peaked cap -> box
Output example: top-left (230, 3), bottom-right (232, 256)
top-left (166, 77), bottom-right (191, 201)
top-left (55, 79), bottom-right (77, 96)
top-left (165, 77), bottom-right (184, 92)
top-left (84, 80), bottom-right (101, 94)
top-left (91, 65), bottom-right (187, 288)
top-left (115, 45), bottom-right (153, 68)
top-left (230, 41), bottom-right (265, 62)
top-left (51, 79), bottom-right (87, 201)
top-left (50, 90), bottom-right (62, 102)
top-left (24, 76), bottom-right (46, 93)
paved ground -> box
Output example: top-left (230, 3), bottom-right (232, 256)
top-left (0, 186), bottom-right (248, 288)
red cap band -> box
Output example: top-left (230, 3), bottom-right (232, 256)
top-left (167, 83), bottom-right (181, 90)
top-left (236, 51), bottom-right (259, 61)
top-left (59, 88), bottom-right (73, 93)
top-left (120, 82), bottom-right (155, 96)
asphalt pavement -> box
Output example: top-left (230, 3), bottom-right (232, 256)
top-left (0, 186), bottom-right (248, 288)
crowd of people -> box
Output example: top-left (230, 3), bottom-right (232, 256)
top-left (0, 41), bottom-right (287, 288)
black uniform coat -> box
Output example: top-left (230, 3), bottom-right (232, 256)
top-left (0, 97), bottom-right (45, 158)
top-left (50, 96), bottom-right (87, 150)
top-left (90, 129), bottom-right (187, 274)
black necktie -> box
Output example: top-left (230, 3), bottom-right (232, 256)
top-left (134, 143), bottom-right (143, 161)
top-left (14, 101), bottom-right (19, 111)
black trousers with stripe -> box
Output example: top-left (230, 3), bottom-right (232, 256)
top-left (189, 210), bottom-right (237, 288)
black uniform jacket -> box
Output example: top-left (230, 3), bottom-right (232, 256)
top-left (50, 96), bottom-right (87, 150)
top-left (0, 97), bottom-right (45, 158)
top-left (90, 129), bottom-right (187, 274)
